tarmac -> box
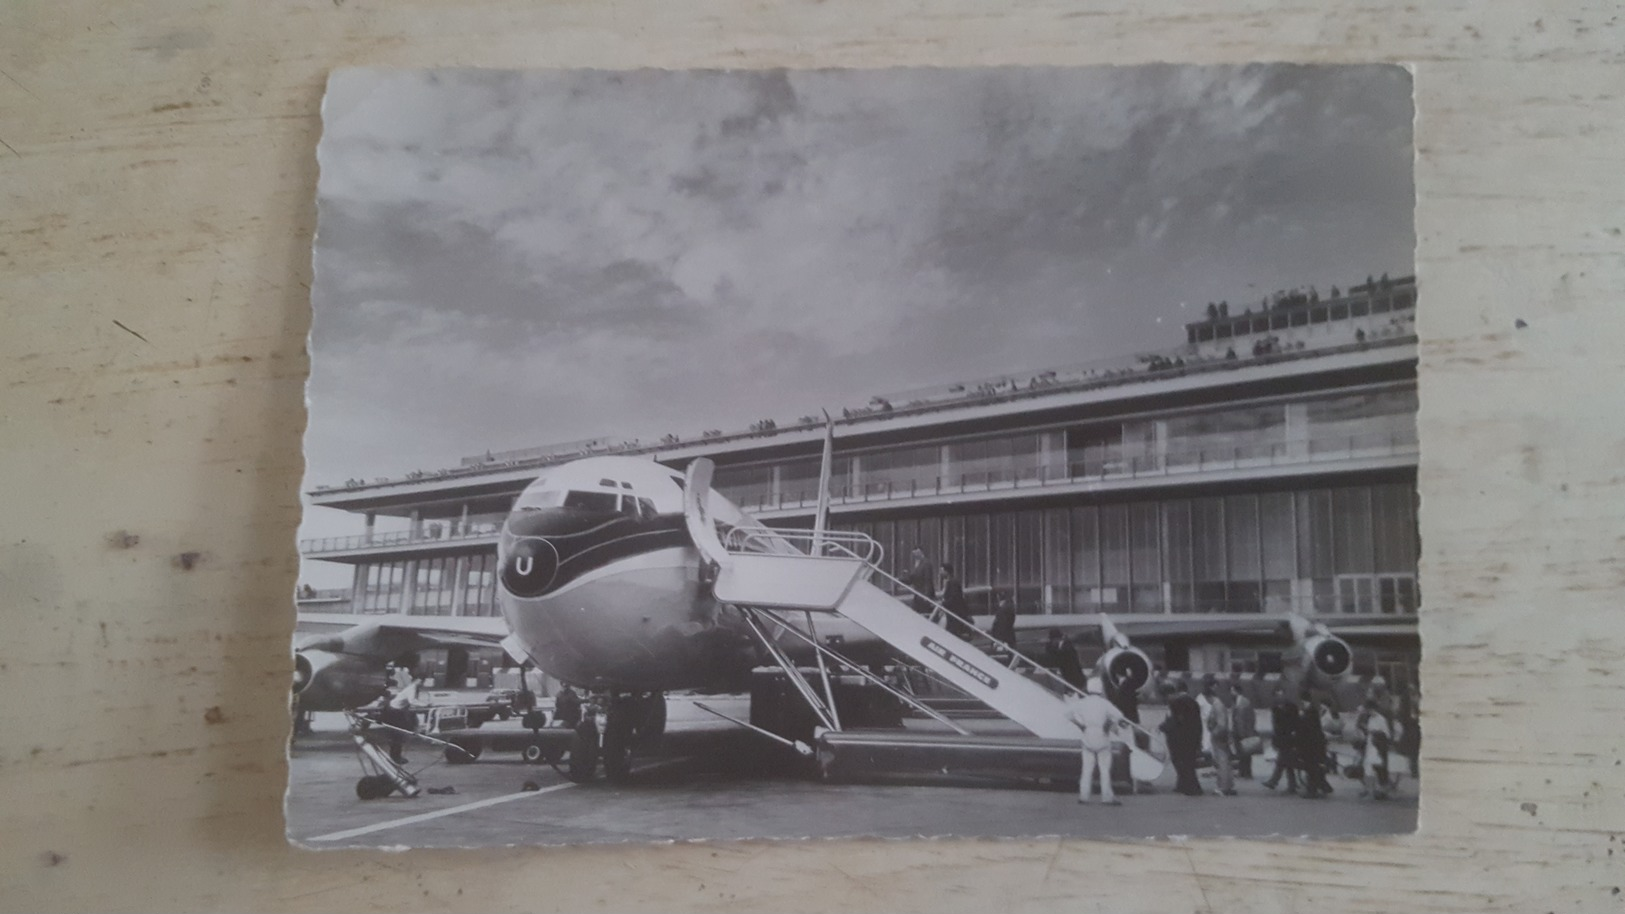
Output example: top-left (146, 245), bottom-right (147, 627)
top-left (286, 699), bottom-right (1418, 849)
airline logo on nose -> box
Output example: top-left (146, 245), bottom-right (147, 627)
top-left (921, 636), bottom-right (999, 690)
top-left (501, 537), bottom-right (560, 598)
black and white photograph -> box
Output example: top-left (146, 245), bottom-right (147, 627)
top-left (290, 64), bottom-right (1420, 847)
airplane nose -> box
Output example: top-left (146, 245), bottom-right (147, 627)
top-left (502, 536), bottom-right (560, 598)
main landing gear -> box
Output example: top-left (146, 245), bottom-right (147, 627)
top-left (565, 692), bottom-right (666, 784)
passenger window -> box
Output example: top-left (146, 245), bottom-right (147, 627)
top-left (563, 490), bottom-right (619, 512)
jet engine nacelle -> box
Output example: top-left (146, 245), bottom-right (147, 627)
top-left (292, 649), bottom-right (390, 712)
top-left (1098, 646), bottom-right (1153, 695)
top-left (1302, 633), bottom-right (1353, 679)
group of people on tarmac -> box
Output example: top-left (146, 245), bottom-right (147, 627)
top-left (1253, 686), bottom-right (1335, 799)
top-left (1154, 675), bottom-right (1419, 801)
top-left (894, 548), bottom-right (1429, 807)
top-left (515, 681), bottom-right (585, 730)
top-left (1064, 667), bottom-right (1421, 806)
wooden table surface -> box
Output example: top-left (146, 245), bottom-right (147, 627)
top-left (2, 2), bottom-right (1622, 911)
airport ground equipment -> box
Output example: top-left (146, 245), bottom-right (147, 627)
top-left (682, 455), bottom-right (1170, 790)
top-left (684, 458), bottom-right (1091, 743)
top-left (345, 710), bottom-right (478, 800)
top-left (675, 456), bottom-right (1192, 792)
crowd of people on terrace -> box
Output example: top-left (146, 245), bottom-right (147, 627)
top-left (1200, 273), bottom-right (1407, 325)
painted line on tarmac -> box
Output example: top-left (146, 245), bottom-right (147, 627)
top-left (305, 758), bottom-right (690, 844)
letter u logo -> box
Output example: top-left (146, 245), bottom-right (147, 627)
top-left (501, 538), bottom-right (559, 598)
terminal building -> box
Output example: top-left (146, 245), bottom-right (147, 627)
top-left (300, 275), bottom-right (1421, 693)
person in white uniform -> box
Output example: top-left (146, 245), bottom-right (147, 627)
top-left (1066, 677), bottom-right (1128, 806)
top-left (1194, 677), bottom-right (1216, 758)
top-left (1358, 700), bottom-right (1394, 800)
top-left (379, 676), bottom-right (421, 765)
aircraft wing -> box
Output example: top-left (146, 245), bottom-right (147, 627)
top-left (294, 613), bottom-right (510, 659)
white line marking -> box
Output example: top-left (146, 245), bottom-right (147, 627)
top-left (306, 782), bottom-right (576, 843)
top-left (304, 758), bottom-right (689, 844)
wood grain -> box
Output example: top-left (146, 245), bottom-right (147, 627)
top-left (2, 1), bottom-right (1622, 911)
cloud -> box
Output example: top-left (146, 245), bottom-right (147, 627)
top-left (306, 64), bottom-right (1415, 492)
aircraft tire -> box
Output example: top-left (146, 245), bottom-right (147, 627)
top-left (355, 775), bottom-right (391, 800)
top-left (566, 719), bottom-right (599, 783)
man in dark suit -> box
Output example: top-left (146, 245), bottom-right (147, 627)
top-left (1160, 683), bottom-right (1204, 796)
top-left (1045, 628), bottom-right (1087, 690)
top-left (938, 564), bottom-right (972, 639)
top-left (1261, 689), bottom-right (1300, 794)
top-left (1299, 696), bottom-right (1332, 798)
top-left (905, 548), bottom-right (934, 616)
top-left (989, 593), bottom-right (1017, 650)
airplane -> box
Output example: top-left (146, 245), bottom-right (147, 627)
top-left (295, 450), bottom-right (1371, 784)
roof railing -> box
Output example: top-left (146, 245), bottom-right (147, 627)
top-left (724, 428), bottom-right (1418, 513)
top-left (315, 330), bottom-right (1417, 496)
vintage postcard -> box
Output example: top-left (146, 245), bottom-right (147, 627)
top-left (290, 64), bottom-right (1419, 847)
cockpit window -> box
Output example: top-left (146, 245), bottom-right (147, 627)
top-left (562, 490), bottom-right (620, 512)
top-left (618, 496), bottom-right (642, 520)
top-left (514, 489), bottom-right (565, 510)
top-left (638, 497), bottom-right (657, 517)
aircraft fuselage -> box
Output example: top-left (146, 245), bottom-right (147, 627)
top-left (495, 456), bottom-right (871, 693)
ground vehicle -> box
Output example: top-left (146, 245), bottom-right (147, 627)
top-left (483, 688), bottom-right (522, 720)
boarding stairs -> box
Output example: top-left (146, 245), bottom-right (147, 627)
top-left (725, 531), bottom-right (1085, 739)
top-left (683, 460), bottom-right (1085, 741)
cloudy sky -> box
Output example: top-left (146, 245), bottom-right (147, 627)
top-left (301, 64), bottom-right (1414, 566)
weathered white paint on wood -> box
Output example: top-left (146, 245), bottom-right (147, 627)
top-left (1, 1), bottom-right (1622, 911)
